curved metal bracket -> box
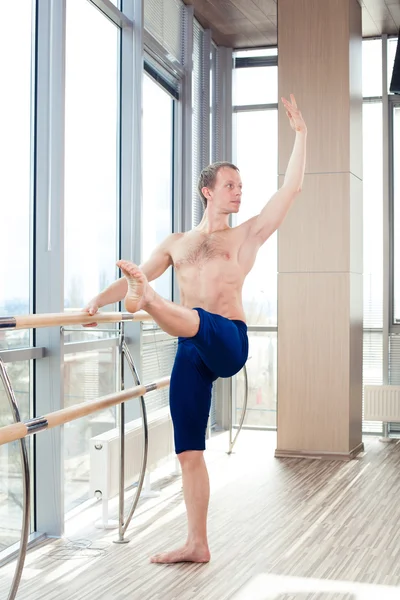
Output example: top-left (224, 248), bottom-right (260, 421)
top-left (0, 358), bottom-right (31, 600)
top-left (228, 362), bottom-right (248, 455)
top-left (115, 340), bottom-right (149, 542)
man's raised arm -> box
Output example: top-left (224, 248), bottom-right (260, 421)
top-left (251, 94), bottom-right (307, 244)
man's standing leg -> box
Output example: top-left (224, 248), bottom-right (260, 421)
top-left (151, 451), bottom-right (210, 563)
top-left (151, 341), bottom-right (214, 564)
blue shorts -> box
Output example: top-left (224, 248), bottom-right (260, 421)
top-left (169, 307), bottom-right (248, 454)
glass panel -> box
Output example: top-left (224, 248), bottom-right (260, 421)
top-left (234, 66), bottom-right (278, 106)
top-left (388, 37), bottom-right (398, 94)
top-left (0, 2), bottom-right (33, 350)
top-left (210, 45), bottom-right (218, 163)
top-left (362, 38), bottom-right (382, 98)
top-left (235, 48), bottom-right (277, 58)
top-left (393, 106), bottom-right (400, 323)
top-left (64, 1), bottom-right (119, 338)
top-left (64, 348), bottom-right (118, 513)
top-left (363, 102), bottom-right (383, 329)
top-left (142, 74), bottom-right (173, 305)
top-left (234, 110), bottom-right (278, 326)
top-left (0, 361), bottom-right (32, 551)
top-left (142, 335), bottom-right (177, 413)
top-left (363, 332), bottom-right (383, 433)
top-left (362, 101), bottom-right (383, 432)
top-left (234, 332), bottom-right (277, 428)
top-left (192, 21), bottom-right (205, 228)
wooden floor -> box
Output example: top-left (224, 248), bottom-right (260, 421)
top-left (2, 431), bottom-right (400, 600)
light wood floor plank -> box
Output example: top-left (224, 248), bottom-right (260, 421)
top-left (1, 432), bottom-right (400, 599)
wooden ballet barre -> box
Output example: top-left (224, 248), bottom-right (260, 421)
top-left (0, 376), bottom-right (170, 446)
top-left (0, 310), bottom-right (152, 330)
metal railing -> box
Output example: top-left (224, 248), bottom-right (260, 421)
top-left (0, 309), bottom-right (249, 599)
top-left (0, 310), bottom-right (167, 600)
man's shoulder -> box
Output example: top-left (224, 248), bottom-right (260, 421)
top-left (163, 232), bottom-right (185, 252)
top-left (232, 217), bottom-right (257, 236)
top-left (165, 232), bottom-right (185, 245)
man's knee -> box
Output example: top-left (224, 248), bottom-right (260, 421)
top-left (177, 449), bottom-right (204, 469)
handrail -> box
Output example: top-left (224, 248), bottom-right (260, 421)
top-left (0, 377), bottom-right (170, 447)
top-left (0, 310), bottom-right (151, 330)
top-left (0, 309), bottom-right (165, 600)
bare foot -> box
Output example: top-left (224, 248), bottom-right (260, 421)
top-left (150, 544), bottom-right (210, 564)
top-left (116, 260), bottom-right (151, 313)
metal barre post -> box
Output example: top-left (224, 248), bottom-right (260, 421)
top-left (116, 323), bottom-right (128, 543)
top-left (118, 341), bottom-right (149, 540)
top-left (228, 363), bottom-right (249, 455)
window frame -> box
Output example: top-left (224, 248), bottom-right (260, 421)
top-left (389, 95), bottom-right (400, 331)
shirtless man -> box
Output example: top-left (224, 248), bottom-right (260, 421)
top-left (84, 94), bottom-right (307, 564)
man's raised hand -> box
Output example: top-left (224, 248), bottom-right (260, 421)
top-left (281, 94), bottom-right (307, 134)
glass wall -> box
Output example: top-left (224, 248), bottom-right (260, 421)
top-left (64, 348), bottom-right (118, 512)
top-left (0, 2), bottom-right (33, 350)
top-left (362, 96), bottom-right (383, 431)
top-left (2, 0), bottom-right (396, 570)
top-left (0, 363), bottom-right (31, 552)
top-left (63, 0), bottom-right (120, 514)
top-left (142, 73), bottom-right (174, 303)
top-left (233, 51), bottom-right (278, 428)
top-left (232, 38), bottom-right (398, 432)
top-left (0, 0), bottom-right (185, 562)
top-left (64, 0), bottom-right (119, 318)
top-left (234, 110), bottom-right (278, 327)
top-left (141, 70), bottom-right (176, 411)
top-left (393, 104), bottom-right (400, 323)
top-left (0, 2), bottom-right (34, 552)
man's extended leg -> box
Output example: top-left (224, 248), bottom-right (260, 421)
top-left (151, 451), bottom-right (211, 564)
top-left (117, 260), bottom-right (199, 337)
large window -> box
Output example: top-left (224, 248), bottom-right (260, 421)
top-left (233, 50), bottom-right (278, 428)
top-left (0, 362), bottom-right (31, 552)
top-left (362, 39), bottom-right (384, 432)
top-left (389, 36), bottom-right (400, 390)
top-left (362, 102), bottom-right (383, 430)
top-left (64, 0), bottom-right (119, 317)
top-left (233, 51), bottom-right (277, 107)
top-left (63, 0), bottom-right (120, 513)
top-left (142, 72), bottom-right (174, 302)
top-left (0, 3), bottom-right (33, 350)
top-left (234, 110), bottom-right (278, 327)
top-left (64, 348), bottom-right (118, 512)
top-left (0, 2), bottom-right (34, 554)
top-left (393, 105), bottom-right (400, 324)
top-left (142, 70), bottom-right (175, 412)
top-left (362, 38), bottom-right (382, 98)
top-left (363, 102), bottom-right (383, 330)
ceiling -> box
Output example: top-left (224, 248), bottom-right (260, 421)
top-left (183, 0), bottom-right (400, 48)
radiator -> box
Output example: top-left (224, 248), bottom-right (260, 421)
top-left (89, 407), bottom-right (174, 501)
top-left (364, 385), bottom-right (400, 422)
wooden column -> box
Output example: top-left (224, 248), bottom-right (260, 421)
top-left (276, 0), bottom-right (363, 459)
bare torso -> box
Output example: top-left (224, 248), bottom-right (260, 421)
top-left (168, 221), bottom-right (259, 322)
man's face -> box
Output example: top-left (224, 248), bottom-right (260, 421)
top-left (203, 167), bottom-right (242, 214)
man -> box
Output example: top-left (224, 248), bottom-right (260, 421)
top-left (84, 94), bottom-right (307, 564)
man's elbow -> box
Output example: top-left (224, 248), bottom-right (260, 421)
top-left (281, 182), bottom-right (302, 197)
top-left (290, 184), bottom-right (302, 195)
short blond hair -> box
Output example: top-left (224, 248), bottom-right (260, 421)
top-left (197, 162), bottom-right (239, 209)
